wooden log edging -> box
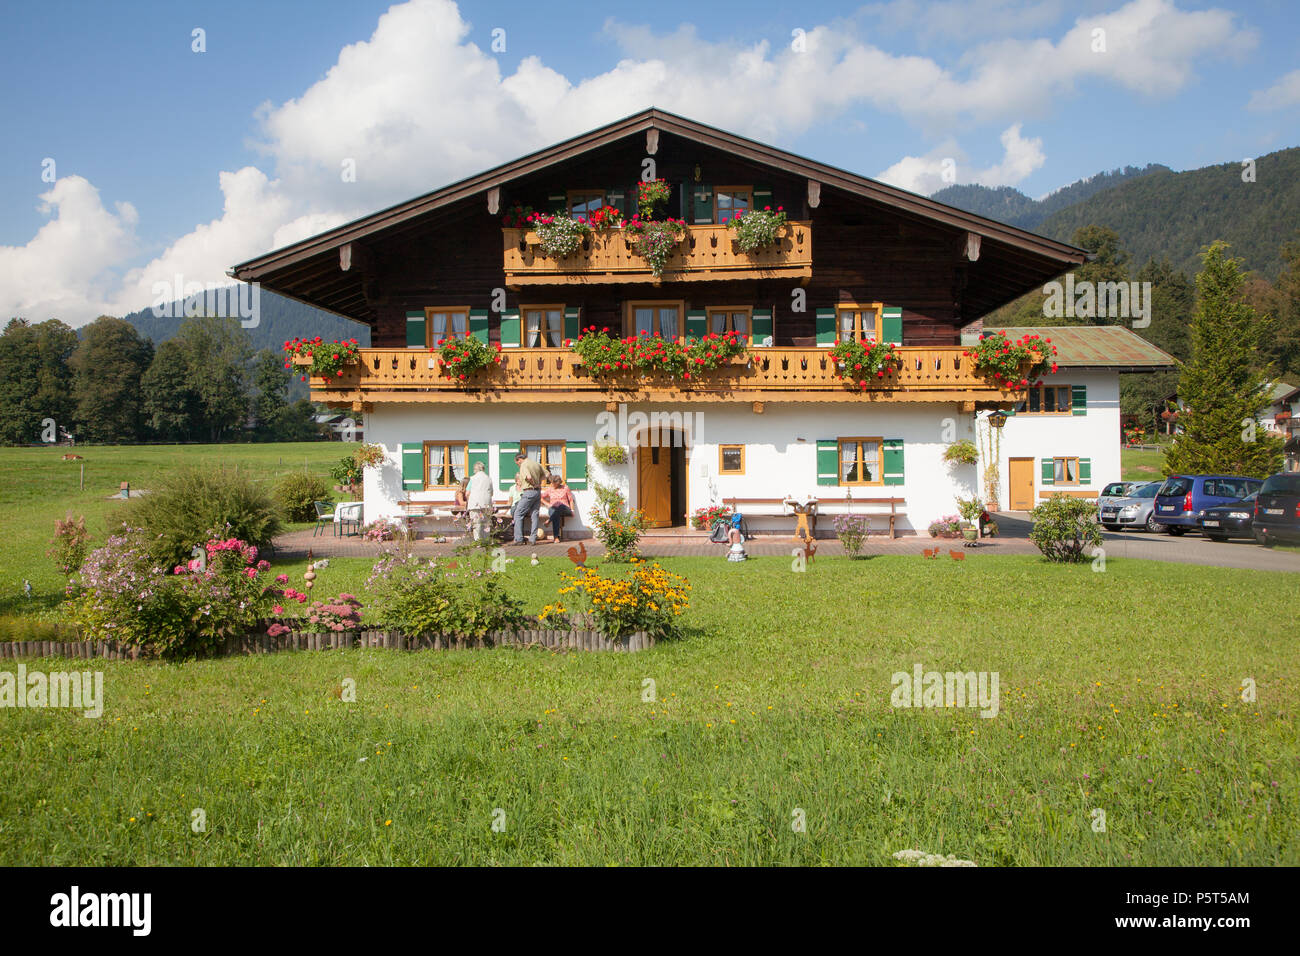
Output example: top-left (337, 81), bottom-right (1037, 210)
top-left (1, 627), bottom-right (653, 660)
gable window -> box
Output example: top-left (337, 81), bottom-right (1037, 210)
top-left (522, 304), bottom-right (564, 348)
top-left (719, 444), bottom-right (745, 474)
top-left (839, 437), bottom-right (883, 485)
top-left (521, 441), bottom-right (566, 480)
top-left (708, 307), bottom-right (750, 338)
top-left (629, 301), bottom-right (682, 340)
top-left (424, 441), bottom-right (467, 489)
top-left (714, 186), bottom-right (752, 224)
top-left (1019, 385), bottom-right (1072, 414)
top-left (567, 190), bottom-right (606, 219)
top-left (1053, 457), bottom-right (1079, 486)
top-left (837, 304), bottom-right (881, 344)
top-left (426, 307), bottom-right (470, 345)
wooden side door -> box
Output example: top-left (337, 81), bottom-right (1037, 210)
top-left (1008, 457), bottom-right (1035, 511)
top-left (637, 430), bottom-right (672, 528)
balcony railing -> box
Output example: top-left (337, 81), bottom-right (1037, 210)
top-left (501, 222), bottom-right (813, 285)
top-left (299, 346), bottom-right (1023, 406)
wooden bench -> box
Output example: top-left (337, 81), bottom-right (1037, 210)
top-left (399, 499), bottom-right (514, 536)
top-left (723, 496), bottom-right (908, 539)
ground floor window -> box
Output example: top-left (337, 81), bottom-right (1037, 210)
top-left (719, 444), bottom-right (745, 474)
top-left (522, 441), bottom-right (566, 480)
top-left (1053, 457), bottom-right (1079, 485)
top-left (425, 441), bottom-right (467, 488)
top-left (839, 437), bottom-right (882, 485)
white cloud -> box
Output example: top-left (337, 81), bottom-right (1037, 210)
top-left (1248, 69), bottom-right (1300, 111)
top-left (0, 0), bottom-right (1259, 325)
top-left (875, 123), bottom-right (1045, 193)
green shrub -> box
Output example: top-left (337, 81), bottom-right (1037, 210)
top-left (125, 466), bottom-right (282, 566)
top-left (1029, 494), bottom-right (1103, 563)
top-left (276, 472), bottom-right (333, 522)
top-left (366, 551), bottom-right (527, 639)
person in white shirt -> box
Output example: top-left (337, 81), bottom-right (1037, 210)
top-left (466, 461), bottom-right (495, 541)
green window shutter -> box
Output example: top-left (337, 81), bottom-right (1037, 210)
top-left (815, 308), bottom-right (837, 346)
top-left (498, 442), bottom-right (519, 490)
top-left (468, 442), bottom-right (490, 476)
top-left (500, 311), bottom-right (521, 348)
top-left (692, 184), bottom-right (713, 224)
top-left (1072, 384), bottom-right (1087, 416)
top-left (1079, 458), bottom-right (1092, 483)
top-left (750, 308), bottom-right (773, 347)
top-left (752, 184), bottom-right (773, 211)
top-left (882, 439), bottom-right (905, 486)
top-left (685, 309), bottom-right (707, 339)
top-left (548, 191), bottom-right (567, 215)
top-left (881, 306), bottom-right (903, 345)
top-left (565, 440), bottom-right (588, 490)
top-left (468, 308), bottom-right (489, 344)
top-left (607, 187), bottom-right (627, 217)
top-left (405, 310), bottom-right (426, 349)
top-left (816, 440), bottom-right (839, 486)
top-left (563, 307), bottom-right (581, 343)
top-left (1041, 459), bottom-right (1054, 486)
top-left (401, 444), bottom-right (425, 491)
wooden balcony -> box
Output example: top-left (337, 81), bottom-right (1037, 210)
top-left (303, 347), bottom-right (1024, 408)
top-left (502, 222), bottom-right (813, 286)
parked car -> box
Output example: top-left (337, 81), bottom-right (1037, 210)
top-left (1096, 481), bottom-right (1136, 523)
top-left (1099, 480), bottom-right (1164, 531)
top-left (1253, 473), bottom-right (1300, 546)
top-left (1153, 475), bottom-right (1263, 535)
top-left (1198, 492), bottom-right (1257, 541)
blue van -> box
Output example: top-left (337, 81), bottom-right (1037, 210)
top-left (1153, 474), bottom-right (1263, 535)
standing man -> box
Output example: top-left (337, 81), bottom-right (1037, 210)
top-left (513, 452), bottom-right (546, 545)
top-left (466, 461), bottom-right (495, 542)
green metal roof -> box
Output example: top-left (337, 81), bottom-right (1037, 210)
top-left (969, 326), bottom-right (1178, 371)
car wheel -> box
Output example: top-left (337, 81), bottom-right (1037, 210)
top-left (1102, 523), bottom-right (1120, 531)
top-left (1167, 526), bottom-right (1186, 536)
top-left (1203, 531), bottom-right (1228, 542)
top-left (1144, 513), bottom-right (1163, 533)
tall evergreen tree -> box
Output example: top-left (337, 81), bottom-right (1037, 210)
top-left (69, 316), bottom-right (153, 443)
top-left (1163, 242), bottom-right (1285, 478)
top-left (141, 338), bottom-right (203, 442)
top-left (174, 315), bottom-right (252, 441)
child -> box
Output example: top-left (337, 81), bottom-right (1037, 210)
top-left (726, 513), bottom-right (747, 562)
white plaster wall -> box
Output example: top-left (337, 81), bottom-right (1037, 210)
top-left (361, 400), bottom-right (990, 536)
top-left (995, 369), bottom-right (1120, 509)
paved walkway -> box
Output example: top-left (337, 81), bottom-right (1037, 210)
top-left (273, 512), bottom-right (1300, 572)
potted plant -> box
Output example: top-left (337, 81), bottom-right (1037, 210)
top-left (691, 504), bottom-right (733, 531)
top-left (828, 338), bottom-right (897, 391)
top-left (283, 337), bottom-right (361, 381)
top-left (955, 496), bottom-right (984, 541)
top-left (963, 331), bottom-right (1057, 392)
top-left (624, 216), bottom-right (687, 277)
top-left (433, 337), bottom-right (504, 383)
top-left (727, 206), bottom-right (788, 252)
top-left (525, 211), bottom-right (591, 258)
top-left (927, 514), bottom-right (963, 538)
top-left (943, 439), bottom-right (979, 465)
top-left (593, 441), bottom-right (629, 466)
top-left (636, 178), bottom-right (671, 219)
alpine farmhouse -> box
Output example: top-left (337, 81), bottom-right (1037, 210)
top-left (231, 109), bottom-right (1174, 536)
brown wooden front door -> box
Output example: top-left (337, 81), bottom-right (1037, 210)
top-left (1008, 457), bottom-right (1035, 511)
top-left (637, 431), bottom-right (672, 528)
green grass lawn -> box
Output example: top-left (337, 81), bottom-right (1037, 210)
top-left (2, 553), bottom-right (1296, 866)
top-left (0, 442), bottom-right (347, 631)
top-left (1121, 444), bottom-right (1171, 482)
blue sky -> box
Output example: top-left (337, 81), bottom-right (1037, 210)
top-left (2, 0), bottom-right (1297, 325)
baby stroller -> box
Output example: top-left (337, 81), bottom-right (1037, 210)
top-left (710, 512), bottom-right (752, 542)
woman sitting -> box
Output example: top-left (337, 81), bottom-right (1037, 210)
top-left (540, 474), bottom-right (575, 542)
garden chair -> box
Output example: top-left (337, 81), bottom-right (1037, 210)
top-left (313, 500), bottom-right (336, 537)
top-left (337, 502), bottom-right (363, 537)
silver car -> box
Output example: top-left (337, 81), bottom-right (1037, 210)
top-left (1098, 480), bottom-right (1164, 532)
top-left (1096, 481), bottom-right (1136, 521)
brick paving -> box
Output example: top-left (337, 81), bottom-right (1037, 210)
top-left (274, 511), bottom-right (1300, 571)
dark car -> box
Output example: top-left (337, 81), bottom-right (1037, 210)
top-left (1153, 475), bottom-right (1263, 535)
top-left (1254, 473), bottom-right (1300, 546)
top-left (1098, 480), bottom-right (1164, 532)
top-left (1198, 492), bottom-right (1257, 541)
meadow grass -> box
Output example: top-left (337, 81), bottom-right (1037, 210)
top-left (0, 442), bottom-right (347, 630)
top-left (1120, 445), bottom-right (1170, 482)
top-left (1, 554), bottom-right (1295, 866)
